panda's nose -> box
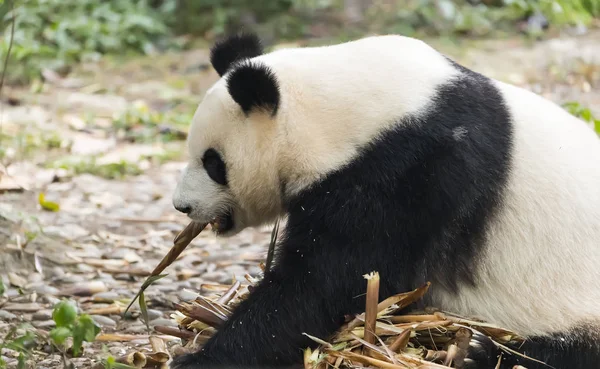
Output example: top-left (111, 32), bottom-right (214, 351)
top-left (174, 204), bottom-right (192, 214)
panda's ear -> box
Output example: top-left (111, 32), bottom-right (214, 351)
top-left (227, 62), bottom-right (280, 116)
top-left (210, 33), bottom-right (264, 77)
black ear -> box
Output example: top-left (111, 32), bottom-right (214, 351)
top-left (210, 33), bottom-right (264, 77)
top-left (227, 62), bottom-right (280, 116)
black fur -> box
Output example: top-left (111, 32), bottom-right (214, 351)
top-left (227, 62), bottom-right (280, 116)
top-left (203, 148), bottom-right (228, 186)
top-left (464, 329), bottom-right (600, 369)
top-left (210, 33), bottom-right (263, 76)
top-left (171, 62), bottom-right (598, 369)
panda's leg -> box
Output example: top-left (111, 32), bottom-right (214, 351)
top-left (170, 238), bottom-right (376, 369)
top-left (463, 329), bottom-right (600, 369)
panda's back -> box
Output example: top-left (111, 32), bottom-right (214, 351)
top-left (433, 79), bottom-right (600, 336)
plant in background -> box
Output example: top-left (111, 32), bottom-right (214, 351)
top-left (0, 0), bottom-right (172, 84)
top-left (0, 328), bottom-right (36, 369)
top-left (50, 300), bottom-right (100, 357)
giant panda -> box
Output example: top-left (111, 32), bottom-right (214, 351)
top-left (171, 33), bottom-right (600, 369)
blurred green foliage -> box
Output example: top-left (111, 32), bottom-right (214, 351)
top-left (1, 0), bottom-right (599, 84)
top-left (563, 101), bottom-right (600, 134)
top-left (1, 0), bottom-right (170, 83)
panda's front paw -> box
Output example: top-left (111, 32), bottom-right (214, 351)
top-left (170, 352), bottom-right (208, 369)
top-left (463, 332), bottom-right (500, 369)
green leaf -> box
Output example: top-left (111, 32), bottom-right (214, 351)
top-left (0, 279), bottom-right (5, 295)
top-left (77, 315), bottom-right (101, 342)
top-left (0, 355), bottom-right (6, 369)
top-left (139, 291), bottom-right (149, 331)
top-left (16, 352), bottom-right (25, 369)
top-left (38, 193), bottom-right (60, 212)
top-left (581, 108), bottom-right (592, 122)
top-left (49, 326), bottom-right (72, 346)
top-left (124, 273), bottom-right (167, 317)
top-left (4, 332), bottom-right (36, 353)
top-left (71, 314), bottom-right (100, 356)
top-left (52, 300), bottom-right (78, 328)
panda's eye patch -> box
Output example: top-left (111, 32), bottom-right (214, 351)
top-left (202, 149), bottom-right (227, 185)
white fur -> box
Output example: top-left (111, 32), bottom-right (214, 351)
top-left (433, 81), bottom-right (600, 336)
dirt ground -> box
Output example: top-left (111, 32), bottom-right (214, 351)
top-left (1, 31), bottom-right (599, 368)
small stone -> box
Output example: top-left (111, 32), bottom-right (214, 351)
top-left (60, 280), bottom-right (107, 297)
top-left (202, 271), bottom-right (231, 284)
top-left (0, 310), bottom-right (17, 320)
top-left (58, 274), bottom-right (84, 284)
top-left (92, 291), bottom-right (120, 301)
top-left (51, 267), bottom-right (65, 278)
top-left (178, 289), bottom-right (198, 301)
top-left (3, 302), bottom-right (43, 312)
top-left (30, 284), bottom-right (59, 295)
top-left (77, 263), bottom-right (96, 273)
top-left (40, 296), bottom-right (60, 306)
top-left (27, 273), bottom-right (44, 283)
top-left (32, 310), bottom-right (53, 321)
top-left (91, 315), bottom-right (117, 328)
top-left (149, 318), bottom-right (177, 328)
top-left (114, 274), bottom-right (135, 281)
top-left (155, 284), bottom-right (178, 293)
top-left (32, 320), bottom-right (56, 329)
top-left (147, 309), bottom-right (163, 321)
top-left (125, 324), bottom-right (149, 334)
top-left (8, 272), bottom-right (27, 288)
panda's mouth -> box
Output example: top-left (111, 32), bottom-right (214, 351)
top-left (209, 210), bottom-right (234, 234)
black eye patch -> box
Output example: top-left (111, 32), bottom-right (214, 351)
top-left (202, 149), bottom-right (227, 186)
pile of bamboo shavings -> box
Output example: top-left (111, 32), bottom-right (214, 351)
top-left (166, 270), bottom-right (533, 369)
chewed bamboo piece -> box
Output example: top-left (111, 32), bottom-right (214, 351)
top-left (168, 271), bottom-right (539, 369)
top-left (124, 222), bottom-right (207, 319)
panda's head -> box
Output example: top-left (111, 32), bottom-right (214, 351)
top-left (172, 33), bottom-right (285, 236)
top-left (173, 32), bottom-right (458, 236)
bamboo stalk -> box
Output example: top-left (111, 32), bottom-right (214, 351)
top-left (153, 325), bottom-right (196, 340)
top-left (363, 272), bottom-right (380, 347)
top-left (388, 329), bottom-right (411, 352)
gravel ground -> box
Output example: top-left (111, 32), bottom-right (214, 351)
top-left (1, 31), bottom-right (599, 368)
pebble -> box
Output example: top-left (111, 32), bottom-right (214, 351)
top-left (92, 291), bottom-right (120, 301)
top-left (3, 302), bottom-right (43, 312)
top-left (202, 271), bottom-right (231, 283)
top-left (91, 315), bottom-right (117, 328)
top-left (32, 310), bottom-right (53, 321)
top-left (32, 320), bottom-right (56, 329)
top-left (114, 273), bottom-right (135, 281)
top-left (30, 284), bottom-right (59, 295)
top-left (27, 273), bottom-right (44, 283)
top-left (40, 296), bottom-right (60, 306)
top-left (77, 263), bottom-right (96, 273)
top-left (51, 266), bottom-right (65, 278)
top-left (125, 324), bottom-right (150, 334)
top-left (178, 289), bottom-right (198, 301)
top-left (147, 309), bottom-right (163, 320)
top-left (8, 272), bottom-right (28, 288)
top-left (155, 284), bottom-right (178, 293)
top-left (59, 275), bottom-right (84, 284)
top-left (4, 288), bottom-right (20, 298)
top-left (0, 310), bottom-right (17, 320)
top-left (149, 318), bottom-right (178, 328)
